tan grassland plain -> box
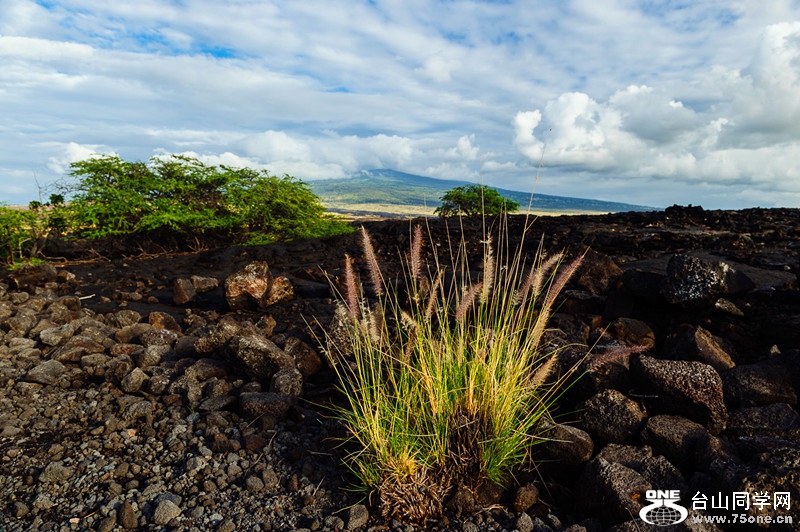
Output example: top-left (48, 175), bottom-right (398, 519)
top-left (321, 201), bottom-right (608, 218)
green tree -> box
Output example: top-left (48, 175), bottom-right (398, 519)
top-left (57, 154), bottom-right (351, 247)
top-left (0, 205), bottom-right (40, 265)
top-left (434, 184), bottom-right (520, 217)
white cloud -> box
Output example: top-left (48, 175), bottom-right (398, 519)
top-left (512, 20), bottom-right (800, 207)
top-left (1, 1), bottom-right (800, 208)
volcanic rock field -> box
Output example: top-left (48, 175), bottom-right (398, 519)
top-left (1, 205), bottom-right (799, 531)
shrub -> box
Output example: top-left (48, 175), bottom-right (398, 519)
top-left (324, 221), bottom-right (583, 524)
top-left (0, 203), bottom-right (52, 266)
top-left (57, 154), bottom-right (352, 247)
top-left (434, 184), bottom-right (520, 217)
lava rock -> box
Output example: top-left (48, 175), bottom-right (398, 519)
top-left (270, 368), bottom-right (303, 396)
top-left (575, 249), bottom-right (623, 294)
top-left (225, 261), bottom-right (281, 311)
top-left (660, 254), bottom-right (754, 307)
top-left (579, 389), bottom-right (647, 443)
top-left (539, 423), bottom-right (594, 468)
top-left (664, 324), bottom-right (736, 371)
top-left (722, 363), bottom-right (798, 408)
top-left (25, 359), bottom-right (66, 385)
top-left (284, 336), bottom-right (323, 378)
top-left (239, 392), bottom-right (294, 421)
top-left (576, 457), bottom-right (650, 524)
top-left (172, 277), bottom-right (197, 305)
top-left (726, 403), bottom-right (800, 440)
top-left (632, 355), bottom-right (727, 434)
top-left (605, 317), bottom-right (656, 349)
top-left (640, 415), bottom-right (708, 467)
top-left (232, 334), bottom-right (295, 380)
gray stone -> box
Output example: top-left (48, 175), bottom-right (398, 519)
top-left (39, 323), bottom-right (76, 346)
top-left (661, 254), bottom-right (754, 307)
top-left (122, 400), bottom-right (153, 421)
top-left (233, 334), bottom-right (295, 380)
top-left (539, 423), bottom-right (594, 467)
top-left (726, 402), bottom-right (800, 440)
top-left (147, 311), bottom-right (181, 332)
top-left (574, 249), bottom-right (623, 295)
top-left (263, 275), bottom-right (294, 306)
top-left (120, 367), bottom-right (148, 393)
top-left (736, 446), bottom-right (800, 524)
top-left (512, 482), bottom-right (539, 512)
top-left (270, 368), bottom-right (303, 396)
top-left (135, 345), bottom-right (168, 367)
top-left (97, 516), bottom-right (116, 532)
top-left (640, 455), bottom-right (688, 495)
top-left (576, 457), bottom-right (650, 523)
top-left (190, 275), bottom-right (219, 293)
top-left (25, 359), bottom-right (66, 385)
top-left (111, 310), bottom-right (142, 328)
top-left (115, 323), bottom-right (152, 344)
top-left (194, 317), bottom-right (242, 354)
top-left (225, 261), bottom-right (273, 311)
top-left (346, 504), bottom-right (369, 530)
top-left (633, 355), bottom-right (727, 434)
top-left (31, 493), bottom-right (54, 510)
top-left (185, 358), bottom-right (231, 381)
top-left (245, 475), bottom-right (265, 492)
top-left (198, 395), bottom-right (237, 412)
top-left (172, 277), bottom-right (197, 305)
top-left (284, 336), bottom-right (323, 378)
top-left (596, 443), bottom-right (653, 471)
top-left (516, 512), bottom-right (534, 532)
top-left (152, 499), bottom-right (181, 525)
top-left (7, 308), bottom-right (38, 335)
top-left (118, 500), bottom-right (139, 529)
top-left (605, 317), bottom-right (655, 349)
top-left (722, 364), bottom-right (798, 408)
top-left (39, 461), bottom-right (72, 483)
top-left (12, 501), bottom-right (29, 518)
top-left (239, 392), bottom-right (294, 421)
top-left (140, 328), bottom-right (178, 347)
top-left (579, 389), bottom-right (647, 443)
top-left (665, 325), bottom-right (736, 371)
top-left (640, 415), bottom-right (708, 467)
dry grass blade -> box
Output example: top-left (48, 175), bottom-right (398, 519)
top-left (528, 353), bottom-right (558, 388)
top-left (361, 226), bottom-right (384, 297)
top-left (455, 282), bottom-right (483, 322)
top-left (409, 224), bottom-right (423, 281)
top-left (516, 252), bottom-right (563, 306)
top-left (343, 254), bottom-right (359, 319)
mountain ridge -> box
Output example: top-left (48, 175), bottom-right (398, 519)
top-left (309, 169), bottom-right (657, 215)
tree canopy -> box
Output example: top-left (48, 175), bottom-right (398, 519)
top-left (434, 184), bottom-right (520, 217)
top-left (56, 154), bottom-right (352, 247)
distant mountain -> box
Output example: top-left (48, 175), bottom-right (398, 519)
top-left (309, 169), bottom-right (656, 215)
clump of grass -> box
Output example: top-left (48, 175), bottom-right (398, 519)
top-left (324, 221), bottom-right (583, 524)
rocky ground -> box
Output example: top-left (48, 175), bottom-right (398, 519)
top-left (1, 205), bottom-right (799, 531)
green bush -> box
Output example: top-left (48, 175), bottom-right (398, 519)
top-left (0, 204), bottom-right (49, 266)
top-left (324, 223), bottom-right (583, 524)
top-left (58, 154), bottom-right (352, 246)
top-left (434, 184), bottom-right (520, 217)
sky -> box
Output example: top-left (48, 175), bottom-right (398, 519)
top-left (2, 0), bottom-right (800, 209)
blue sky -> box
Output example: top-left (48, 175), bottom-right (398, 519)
top-left (1, 0), bottom-right (800, 208)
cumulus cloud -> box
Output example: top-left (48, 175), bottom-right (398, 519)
top-left (513, 21), bottom-right (800, 206)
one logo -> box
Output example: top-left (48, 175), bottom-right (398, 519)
top-left (639, 490), bottom-right (689, 526)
